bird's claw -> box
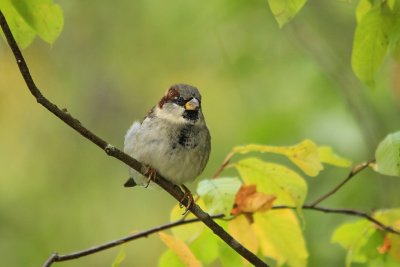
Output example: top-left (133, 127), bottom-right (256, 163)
top-left (144, 167), bottom-right (157, 188)
top-left (179, 185), bottom-right (194, 215)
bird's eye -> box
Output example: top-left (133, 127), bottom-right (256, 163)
top-left (173, 96), bottom-right (186, 106)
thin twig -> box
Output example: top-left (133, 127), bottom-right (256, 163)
top-left (42, 214), bottom-right (224, 267)
top-left (0, 11), bottom-right (268, 267)
top-left (213, 151), bottom-right (235, 178)
top-left (309, 159), bottom-right (375, 207)
top-left (272, 205), bottom-right (400, 235)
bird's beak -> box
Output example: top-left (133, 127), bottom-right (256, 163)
top-left (185, 98), bottom-right (200, 111)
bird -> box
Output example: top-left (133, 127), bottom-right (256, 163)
top-left (123, 84), bottom-right (211, 209)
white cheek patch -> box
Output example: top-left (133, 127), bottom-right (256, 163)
top-left (155, 106), bottom-right (186, 124)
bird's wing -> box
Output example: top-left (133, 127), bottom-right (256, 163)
top-left (124, 121), bottom-right (141, 153)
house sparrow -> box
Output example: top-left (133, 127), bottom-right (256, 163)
top-left (123, 84), bottom-right (211, 200)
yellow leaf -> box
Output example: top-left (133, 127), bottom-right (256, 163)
top-left (252, 210), bottom-right (308, 267)
top-left (389, 232), bottom-right (400, 261)
top-left (286, 140), bottom-right (323, 177)
top-left (318, 146), bottom-right (352, 167)
top-left (233, 140), bottom-right (323, 177)
top-left (228, 215), bottom-right (259, 255)
top-left (231, 185), bottom-right (276, 215)
top-left (159, 232), bottom-right (202, 267)
top-left (111, 246), bottom-right (126, 267)
top-left (170, 198), bottom-right (206, 243)
top-left (373, 208), bottom-right (400, 229)
top-left (235, 158), bottom-right (307, 211)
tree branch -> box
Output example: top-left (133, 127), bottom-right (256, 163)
top-left (273, 205), bottom-right (400, 235)
top-left (309, 159), bottom-right (375, 207)
top-left (42, 214), bottom-right (224, 267)
top-left (0, 10), bottom-right (268, 267)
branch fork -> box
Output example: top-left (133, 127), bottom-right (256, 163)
top-left (0, 10), bottom-right (268, 267)
top-left (1, 9), bottom-right (397, 267)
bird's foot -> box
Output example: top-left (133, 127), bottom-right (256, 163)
top-left (179, 184), bottom-right (194, 215)
top-left (144, 167), bottom-right (157, 188)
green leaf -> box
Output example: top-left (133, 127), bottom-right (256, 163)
top-left (253, 210), bottom-right (308, 267)
top-left (190, 228), bottom-right (219, 264)
top-left (111, 246), bottom-right (126, 267)
top-left (158, 250), bottom-right (185, 267)
top-left (0, 0), bottom-right (36, 48)
top-left (358, 230), bottom-right (386, 263)
top-left (331, 219), bottom-right (375, 266)
top-left (215, 221), bottom-right (244, 267)
top-left (267, 0), bottom-right (307, 28)
top-left (387, 0), bottom-right (396, 10)
top-left (375, 131), bottom-right (400, 176)
top-left (332, 209), bottom-right (400, 267)
top-left (392, 38), bottom-right (400, 60)
top-left (235, 158), bottom-right (307, 210)
top-left (170, 199), bottom-right (206, 242)
top-left (356, 0), bottom-right (372, 23)
top-left (352, 4), bottom-right (391, 86)
top-left (11, 0), bottom-right (63, 43)
top-left (196, 177), bottom-right (242, 215)
top-left (0, 0), bottom-right (63, 47)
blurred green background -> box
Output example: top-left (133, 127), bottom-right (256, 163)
top-left (1, 0), bottom-right (400, 266)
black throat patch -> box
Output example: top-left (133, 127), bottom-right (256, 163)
top-left (176, 124), bottom-right (198, 149)
top-left (182, 110), bottom-right (199, 122)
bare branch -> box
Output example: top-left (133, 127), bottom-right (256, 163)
top-left (42, 214), bottom-right (224, 267)
top-left (309, 159), bottom-right (375, 207)
top-left (0, 10), bottom-right (268, 267)
top-left (272, 205), bottom-right (400, 235)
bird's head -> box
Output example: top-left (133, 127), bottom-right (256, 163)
top-left (156, 84), bottom-right (204, 125)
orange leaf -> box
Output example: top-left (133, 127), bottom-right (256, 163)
top-left (159, 232), bottom-right (202, 267)
top-left (231, 185), bottom-right (276, 215)
top-left (378, 235), bottom-right (391, 254)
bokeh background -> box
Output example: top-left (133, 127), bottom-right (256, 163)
top-left (1, 0), bottom-right (400, 266)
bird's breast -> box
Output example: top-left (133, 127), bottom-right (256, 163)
top-left (171, 124), bottom-right (199, 150)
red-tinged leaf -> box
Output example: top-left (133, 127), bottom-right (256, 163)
top-left (231, 185), bottom-right (276, 215)
top-left (235, 158), bottom-right (307, 211)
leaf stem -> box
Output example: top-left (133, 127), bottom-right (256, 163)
top-left (213, 151), bottom-right (235, 178)
top-left (309, 159), bottom-right (375, 207)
